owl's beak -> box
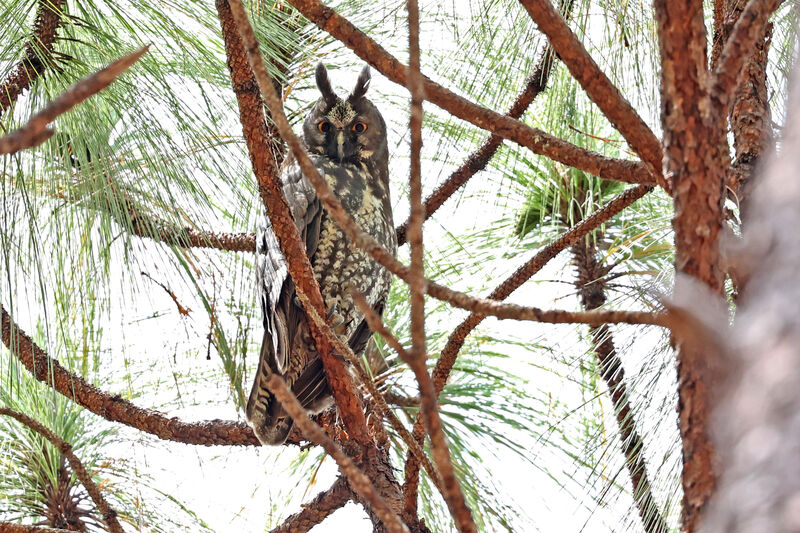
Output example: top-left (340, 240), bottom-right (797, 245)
top-left (336, 131), bottom-right (345, 161)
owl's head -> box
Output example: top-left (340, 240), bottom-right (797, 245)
top-left (303, 63), bottom-right (388, 170)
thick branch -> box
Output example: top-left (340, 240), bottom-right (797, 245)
top-left (518, 0), bottom-right (667, 190)
top-left (285, 0), bottom-right (656, 187)
top-left (221, 0), bottom-right (373, 446)
top-left (655, 2), bottom-right (729, 529)
top-left (266, 375), bottom-right (409, 533)
top-left (0, 47), bottom-right (148, 155)
top-left (0, 407), bottom-right (124, 533)
top-left (270, 477), bottom-right (352, 533)
top-left (0, 0), bottom-right (65, 115)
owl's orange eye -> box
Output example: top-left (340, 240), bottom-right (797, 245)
top-left (317, 121), bottom-right (331, 133)
top-left (352, 122), bottom-right (367, 133)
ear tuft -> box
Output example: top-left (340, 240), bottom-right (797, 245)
top-left (348, 65), bottom-right (371, 102)
top-left (315, 63), bottom-right (338, 106)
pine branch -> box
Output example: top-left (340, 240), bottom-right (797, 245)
top-left (0, 407), bottom-right (124, 533)
top-left (284, 0), bottom-right (656, 187)
top-left (711, 0), bottom-right (782, 118)
top-left (0, 522), bottom-right (74, 532)
top-left (265, 374), bottom-right (409, 533)
top-left (269, 477), bottom-right (352, 533)
top-left (517, 0), bottom-right (668, 191)
top-left (655, 2), bottom-right (730, 529)
top-left (572, 238), bottom-right (668, 533)
top-left (395, 41), bottom-right (559, 245)
top-left (0, 304), bottom-right (291, 446)
top-left (0, 47), bottom-right (148, 155)
top-left (0, 0), bottom-right (66, 115)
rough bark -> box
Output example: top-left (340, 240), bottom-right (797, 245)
top-left (0, 0), bottom-right (66, 115)
top-left (270, 478), bottom-right (352, 533)
top-left (654, 2), bottom-right (729, 530)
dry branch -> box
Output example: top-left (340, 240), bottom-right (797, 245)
top-left (0, 407), bottom-right (124, 533)
top-left (270, 477), bottom-right (352, 533)
top-left (0, 0), bottom-right (66, 115)
top-left (285, 0), bottom-right (656, 187)
top-left (266, 375), bottom-right (409, 533)
top-left (221, 0), bottom-right (373, 446)
top-left (0, 47), bottom-right (148, 155)
top-left (517, 0), bottom-right (667, 190)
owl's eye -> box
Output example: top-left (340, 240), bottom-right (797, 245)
top-left (317, 121), bottom-right (331, 133)
top-left (352, 122), bottom-right (368, 133)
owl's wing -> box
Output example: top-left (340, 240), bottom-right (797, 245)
top-left (248, 162), bottom-right (324, 445)
top-left (257, 162), bottom-right (323, 376)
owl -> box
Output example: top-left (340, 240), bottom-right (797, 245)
top-left (247, 63), bottom-right (396, 445)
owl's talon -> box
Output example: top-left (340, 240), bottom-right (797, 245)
top-left (326, 303), bottom-right (345, 329)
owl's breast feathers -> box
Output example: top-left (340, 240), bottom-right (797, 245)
top-left (311, 157), bottom-right (396, 337)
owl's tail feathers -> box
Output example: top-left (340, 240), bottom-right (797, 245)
top-left (246, 339), bottom-right (294, 445)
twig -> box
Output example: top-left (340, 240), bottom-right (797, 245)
top-left (222, 0), bottom-right (373, 447)
top-left (395, 39), bottom-right (559, 245)
top-left (141, 271), bottom-right (191, 316)
top-left (518, 0), bottom-right (667, 191)
top-left (269, 477), bottom-right (353, 533)
top-left (285, 0), bottom-right (656, 187)
top-left (266, 374), bottom-right (409, 533)
top-left (402, 183), bottom-right (652, 497)
top-left (0, 0), bottom-right (66, 115)
top-left (0, 407), bottom-right (124, 533)
top-left (0, 47), bottom-right (149, 155)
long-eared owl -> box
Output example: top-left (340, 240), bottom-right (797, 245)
top-left (247, 63), bottom-right (396, 445)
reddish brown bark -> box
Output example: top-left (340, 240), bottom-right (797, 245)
top-left (269, 477), bottom-right (352, 533)
top-left (655, 2), bottom-right (729, 530)
top-left (0, 0), bottom-right (65, 115)
top-left (218, 0), bottom-right (375, 447)
top-left (395, 44), bottom-right (558, 245)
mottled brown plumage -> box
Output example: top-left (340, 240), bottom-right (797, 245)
top-left (247, 63), bottom-right (395, 445)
